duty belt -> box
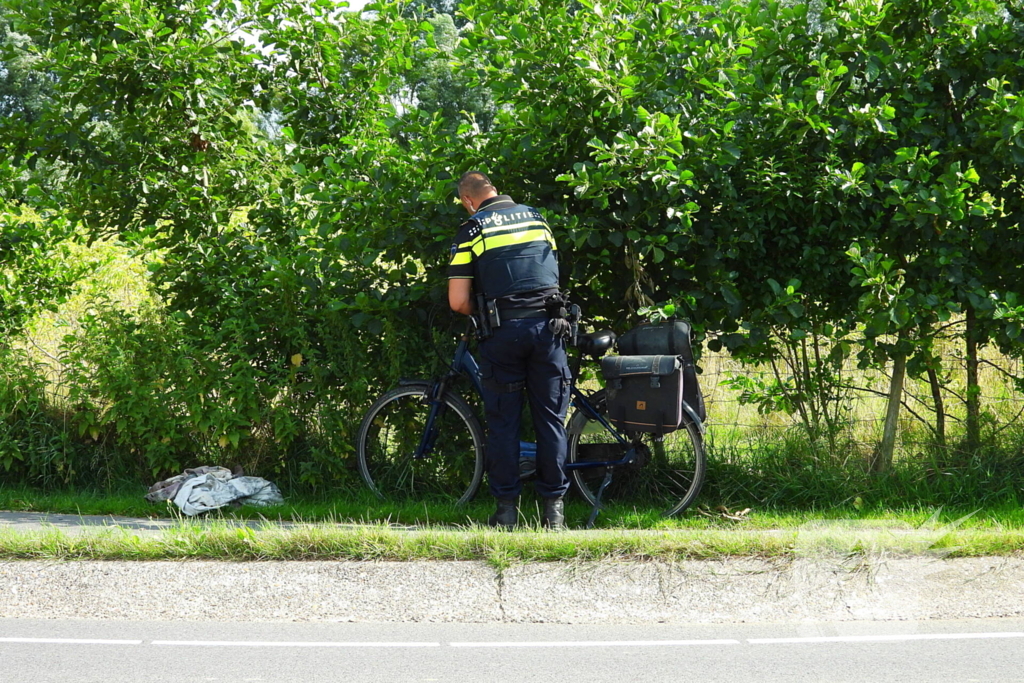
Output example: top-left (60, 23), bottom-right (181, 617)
top-left (501, 308), bottom-right (547, 320)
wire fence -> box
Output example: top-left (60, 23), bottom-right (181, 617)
top-left (697, 341), bottom-right (1024, 461)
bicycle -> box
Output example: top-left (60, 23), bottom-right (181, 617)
top-left (355, 316), bottom-right (707, 525)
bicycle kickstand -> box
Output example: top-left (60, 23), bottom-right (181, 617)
top-left (584, 468), bottom-right (614, 529)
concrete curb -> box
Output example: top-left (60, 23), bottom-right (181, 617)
top-left (2, 557), bottom-right (1024, 624)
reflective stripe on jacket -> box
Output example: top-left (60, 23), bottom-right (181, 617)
top-left (447, 195), bottom-right (559, 301)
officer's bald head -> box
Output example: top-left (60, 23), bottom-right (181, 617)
top-left (458, 172), bottom-right (497, 202)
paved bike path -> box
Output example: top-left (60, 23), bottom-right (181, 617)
top-left (0, 510), bottom-right (180, 534)
top-left (0, 510), bottom-right (367, 535)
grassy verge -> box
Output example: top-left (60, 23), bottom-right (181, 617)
top-left (0, 524), bottom-right (788, 564)
top-left (2, 522), bottom-right (1023, 564)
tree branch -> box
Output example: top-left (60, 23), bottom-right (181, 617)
top-left (840, 382), bottom-right (937, 436)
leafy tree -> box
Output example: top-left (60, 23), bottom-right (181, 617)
top-left (0, 207), bottom-right (81, 342)
top-left (454, 0), bottom-right (1024, 460)
top-left (398, 14), bottom-right (494, 131)
top-left (0, 10), bottom-right (50, 124)
top-left (2, 0), bottom-right (278, 239)
top-left (820, 0), bottom-right (1024, 462)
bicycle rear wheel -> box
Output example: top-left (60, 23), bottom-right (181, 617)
top-left (356, 383), bottom-right (484, 505)
top-left (566, 390), bottom-right (706, 517)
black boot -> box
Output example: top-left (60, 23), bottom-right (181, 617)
top-left (542, 496), bottom-right (565, 530)
top-left (488, 498), bottom-right (518, 529)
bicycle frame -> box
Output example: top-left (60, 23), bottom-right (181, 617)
top-left (399, 330), bottom-right (483, 462)
top-left (563, 387), bottom-right (635, 470)
top-left (406, 323), bottom-right (639, 470)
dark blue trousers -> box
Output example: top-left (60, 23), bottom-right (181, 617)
top-left (478, 318), bottom-right (571, 500)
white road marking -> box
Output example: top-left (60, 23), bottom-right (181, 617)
top-left (749, 632), bottom-right (1024, 644)
top-left (450, 639), bottom-right (741, 648)
top-left (4, 632), bottom-right (1024, 649)
top-left (0, 638), bottom-right (143, 645)
top-left (152, 640), bottom-right (441, 648)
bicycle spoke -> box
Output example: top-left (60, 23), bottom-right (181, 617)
top-left (357, 385), bottom-right (484, 505)
top-left (567, 390), bottom-right (706, 517)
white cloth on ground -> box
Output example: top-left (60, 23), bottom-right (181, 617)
top-left (147, 467), bottom-right (284, 516)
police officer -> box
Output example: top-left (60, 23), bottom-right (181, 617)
top-left (447, 172), bottom-right (570, 530)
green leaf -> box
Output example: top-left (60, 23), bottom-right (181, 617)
top-left (892, 301), bottom-right (911, 327)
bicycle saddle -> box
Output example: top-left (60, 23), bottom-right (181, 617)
top-left (577, 330), bottom-right (617, 358)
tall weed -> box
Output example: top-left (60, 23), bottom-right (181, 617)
top-left (46, 292), bottom-right (451, 489)
top-left (704, 421), bottom-right (1024, 511)
top-left (0, 348), bottom-right (88, 486)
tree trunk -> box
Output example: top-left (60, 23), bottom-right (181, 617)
top-left (927, 367), bottom-right (946, 449)
top-left (799, 338), bottom-right (820, 435)
top-left (871, 352), bottom-right (906, 474)
top-left (773, 352), bottom-right (813, 440)
top-left (965, 304), bottom-right (980, 453)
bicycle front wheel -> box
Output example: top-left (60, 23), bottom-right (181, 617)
top-left (356, 383), bottom-right (485, 505)
top-left (567, 390), bottom-right (706, 517)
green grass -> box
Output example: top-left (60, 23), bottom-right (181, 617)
top-left (4, 483), bottom-right (1024, 562)
top-left (4, 482), bottom-right (1024, 530)
top-left (2, 517), bottom-right (1023, 564)
top-left (0, 486), bottom-right (154, 518)
top-left (0, 523), bottom-right (796, 564)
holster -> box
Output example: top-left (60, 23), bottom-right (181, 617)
top-left (473, 294), bottom-right (500, 340)
top-left (544, 292), bottom-right (579, 344)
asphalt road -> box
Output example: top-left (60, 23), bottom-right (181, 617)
top-left (3, 617), bottom-right (1024, 682)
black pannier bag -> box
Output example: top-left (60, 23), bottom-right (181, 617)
top-left (617, 320), bottom-right (693, 356)
top-left (600, 355), bottom-right (684, 434)
top-left (616, 320), bottom-right (706, 423)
